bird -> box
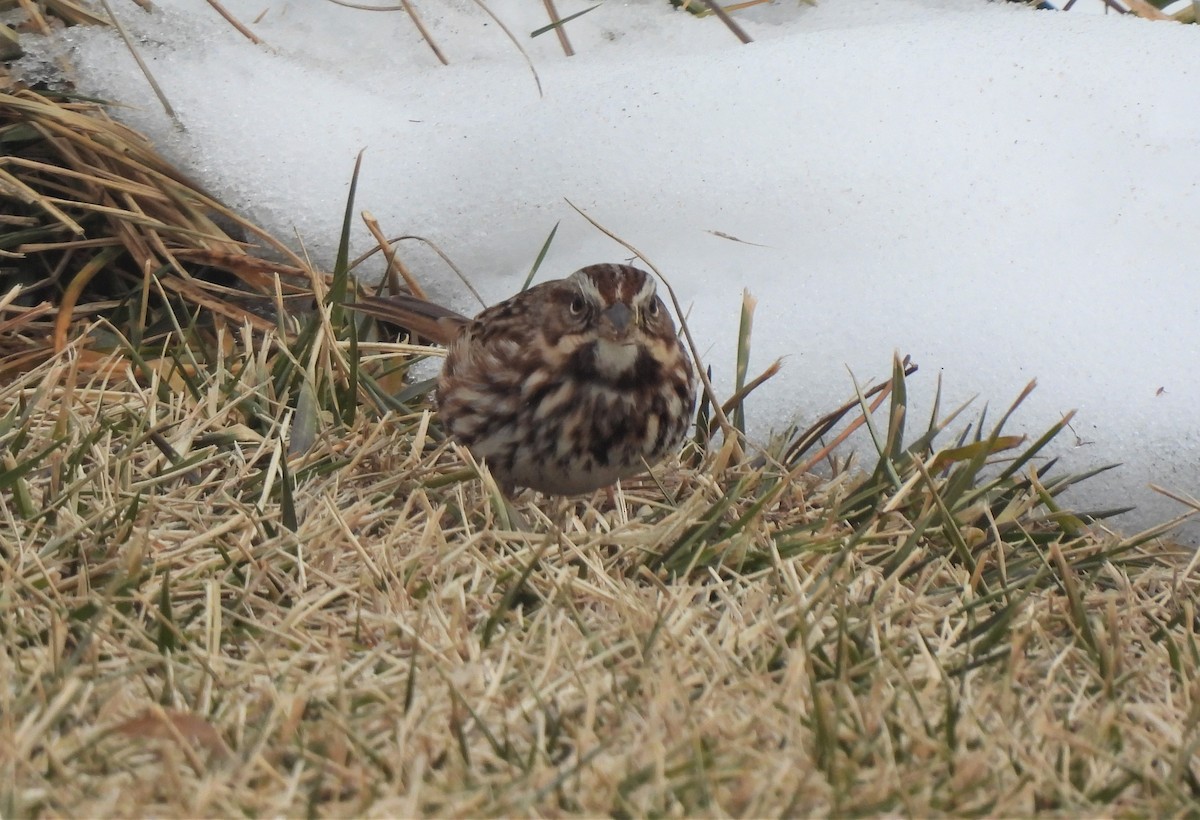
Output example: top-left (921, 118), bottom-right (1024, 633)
top-left (348, 263), bottom-right (697, 496)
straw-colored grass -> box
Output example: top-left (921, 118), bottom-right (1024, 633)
top-left (3, 11), bottom-right (1200, 816)
top-left (3, 331), bottom-right (1199, 816)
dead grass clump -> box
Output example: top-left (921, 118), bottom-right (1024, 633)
top-left (0, 82), bottom-right (337, 384)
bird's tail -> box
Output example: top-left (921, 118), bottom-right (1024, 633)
top-left (344, 292), bottom-right (467, 346)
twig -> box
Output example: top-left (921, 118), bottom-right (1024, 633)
top-left (324, 0), bottom-right (405, 8)
top-left (15, 0), bottom-right (52, 35)
top-left (348, 234), bottom-right (486, 309)
top-left (97, 0), bottom-right (183, 129)
top-left (205, 0), bottom-right (264, 45)
top-left (470, 0), bottom-right (543, 98)
top-left (542, 0), bottom-right (574, 57)
top-left (699, 0), bottom-right (753, 44)
top-left (361, 211), bottom-right (427, 299)
top-left (1124, 0), bottom-right (1171, 19)
top-left (399, 0), bottom-right (449, 65)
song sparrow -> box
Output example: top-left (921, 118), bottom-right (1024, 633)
top-left (350, 263), bottom-right (697, 496)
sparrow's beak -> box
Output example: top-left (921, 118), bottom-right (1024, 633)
top-left (602, 303), bottom-right (633, 336)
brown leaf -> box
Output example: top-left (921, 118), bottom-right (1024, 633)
top-left (115, 707), bottom-right (229, 759)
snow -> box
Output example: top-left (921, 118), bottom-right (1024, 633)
top-left (23, 0), bottom-right (1200, 539)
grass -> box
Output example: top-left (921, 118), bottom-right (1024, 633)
top-left (3, 325), bottom-right (1199, 815)
top-left (3, 6), bottom-right (1200, 816)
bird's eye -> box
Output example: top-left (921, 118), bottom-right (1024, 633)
top-left (647, 300), bottom-right (659, 317)
top-left (570, 296), bottom-right (586, 315)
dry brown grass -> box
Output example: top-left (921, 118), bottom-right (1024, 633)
top-left (2, 335), bottom-right (1199, 816)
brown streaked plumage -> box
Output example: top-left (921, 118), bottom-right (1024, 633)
top-left (350, 263), bottom-right (697, 496)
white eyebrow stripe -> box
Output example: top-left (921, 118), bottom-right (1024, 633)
top-left (570, 265), bottom-right (656, 305)
top-left (574, 271), bottom-right (604, 303)
top-left (633, 274), bottom-right (657, 304)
